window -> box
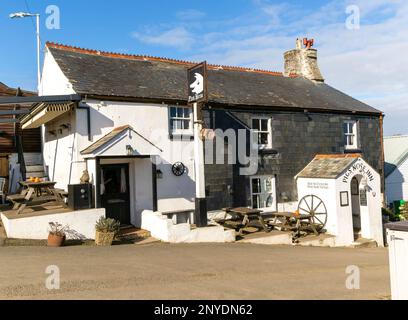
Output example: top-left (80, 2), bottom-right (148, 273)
top-left (252, 117), bottom-right (272, 149)
top-left (251, 176), bottom-right (276, 210)
top-left (343, 121), bottom-right (358, 150)
top-left (169, 106), bottom-right (193, 135)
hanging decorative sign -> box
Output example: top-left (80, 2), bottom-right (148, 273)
top-left (187, 62), bottom-right (208, 104)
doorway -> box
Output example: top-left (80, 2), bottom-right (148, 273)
top-left (100, 164), bottom-right (131, 225)
top-left (351, 177), bottom-right (362, 239)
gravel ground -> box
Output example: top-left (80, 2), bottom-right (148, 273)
top-left (0, 243), bottom-right (391, 300)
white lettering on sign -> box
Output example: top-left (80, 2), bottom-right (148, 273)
top-left (342, 160), bottom-right (375, 184)
top-left (307, 182), bottom-right (329, 190)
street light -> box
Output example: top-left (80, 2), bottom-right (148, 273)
top-left (10, 12), bottom-right (41, 91)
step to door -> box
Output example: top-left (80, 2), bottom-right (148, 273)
top-left (352, 238), bottom-right (378, 248)
top-left (26, 165), bottom-right (44, 172)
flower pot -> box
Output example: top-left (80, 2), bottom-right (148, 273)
top-left (95, 231), bottom-right (115, 246)
top-left (48, 233), bottom-right (66, 247)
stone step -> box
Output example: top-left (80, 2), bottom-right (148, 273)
top-left (26, 165), bottom-right (44, 172)
top-left (117, 227), bottom-right (151, 240)
top-left (352, 238), bottom-right (378, 248)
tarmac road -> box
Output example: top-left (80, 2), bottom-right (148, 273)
top-left (0, 243), bottom-right (390, 300)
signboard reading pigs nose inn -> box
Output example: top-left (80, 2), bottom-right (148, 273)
top-left (188, 61), bottom-right (208, 104)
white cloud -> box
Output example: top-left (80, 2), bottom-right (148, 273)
top-left (132, 27), bottom-right (194, 49)
top-left (176, 9), bottom-right (206, 21)
top-left (132, 0), bottom-right (408, 135)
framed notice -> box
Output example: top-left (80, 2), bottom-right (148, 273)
top-left (360, 189), bottom-right (368, 207)
top-left (187, 62), bottom-right (207, 104)
top-left (340, 191), bottom-right (349, 207)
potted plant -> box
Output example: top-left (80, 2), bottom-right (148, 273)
top-left (95, 217), bottom-right (121, 246)
top-left (48, 222), bottom-right (68, 247)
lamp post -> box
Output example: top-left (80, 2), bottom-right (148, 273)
top-left (10, 12), bottom-right (41, 91)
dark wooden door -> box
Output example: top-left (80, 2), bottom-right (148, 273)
top-left (101, 164), bottom-right (131, 225)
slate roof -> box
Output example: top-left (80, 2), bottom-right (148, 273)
top-left (384, 135), bottom-right (408, 177)
top-left (46, 43), bottom-right (382, 115)
top-left (81, 125), bottom-right (131, 155)
top-left (296, 154), bottom-right (361, 179)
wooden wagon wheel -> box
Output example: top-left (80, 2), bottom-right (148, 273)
top-left (298, 195), bottom-right (328, 232)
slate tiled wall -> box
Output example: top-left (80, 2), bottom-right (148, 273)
top-left (204, 109), bottom-right (383, 211)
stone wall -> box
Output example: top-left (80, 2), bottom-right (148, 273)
top-left (204, 109), bottom-right (383, 211)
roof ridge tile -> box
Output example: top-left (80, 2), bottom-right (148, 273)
top-left (46, 42), bottom-right (296, 78)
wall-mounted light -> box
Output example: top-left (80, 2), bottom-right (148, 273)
top-left (60, 124), bottom-right (70, 130)
top-left (126, 145), bottom-right (134, 156)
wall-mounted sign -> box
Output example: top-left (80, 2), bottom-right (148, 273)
top-left (188, 62), bottom-right (207, 104)
top-left (360, 189), bottom-right (368, 207)
top-left (342, 159), bottom-right (375, 184)
top-left (307, 182), bottom-right (329, 190)
top-left (340, 191), bottom-right (349, 207)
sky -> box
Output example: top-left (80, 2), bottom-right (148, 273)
top-left (0, 0), bottom-right (407, 136)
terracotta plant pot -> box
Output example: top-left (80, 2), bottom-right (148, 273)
top-left (48, 233), bottom-right (66, 247)
top-left (95, 231), bottom-right (115, 246)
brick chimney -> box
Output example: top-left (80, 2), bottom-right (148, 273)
top-left (284, 38), bottom-right (324, 82)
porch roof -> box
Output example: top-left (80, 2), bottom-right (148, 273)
top-left (81, 125), bottom-right (161, 157)
top-left (296, 154), bottom-right (362, 179)
top-left (81, 125), bottom-right (131, 155)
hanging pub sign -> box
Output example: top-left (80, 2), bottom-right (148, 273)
top-left (187, 61), bottom-right (208, 104)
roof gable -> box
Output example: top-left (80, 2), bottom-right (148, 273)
top-left (81, 125), bottom-right (161, 157)
top-left (46, 42), bottom-right (382, 115)
top-left (296, 154), bottom-right (362, 179)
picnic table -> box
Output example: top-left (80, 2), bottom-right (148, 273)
top-left (221, 207), bottom-right (270, 235)
top-left (267, 212), bottom-right (321, 236)
top-left (7, 181), bottom-right (67, 214)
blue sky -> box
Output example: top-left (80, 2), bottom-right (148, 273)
top-left (1, 0), bottom-right (407, 135)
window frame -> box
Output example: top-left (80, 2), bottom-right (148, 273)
top-left (168, 105), bottom-right (193, 136)
top-left (251, 117), bottom-right (272, 150)
top-left (343, 120), bottom-right (359, 150)
top-left (250, 175), bottom-right (277, 211)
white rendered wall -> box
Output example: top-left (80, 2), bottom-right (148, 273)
top-left (1, 208), bottom-right (105, 240)
top-left (386, 158), bottom-right (408, 204)
top-left (79, 100), bottom-right (196, 212)
top-left (42, 111), bottom-right (86, 190)
top-left (39, 48), bottom-right (76, 96)
top-left (297, 178), bottom-right (339, 239)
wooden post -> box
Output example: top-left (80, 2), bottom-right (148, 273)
top-left (193, 102), bottom-right (208, 227)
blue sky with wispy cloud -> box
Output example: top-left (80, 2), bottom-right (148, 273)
top-left (0, 0), bottom-right (407, 135)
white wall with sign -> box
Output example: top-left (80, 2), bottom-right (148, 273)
top-left (297, 158), bottom-right (383, 247)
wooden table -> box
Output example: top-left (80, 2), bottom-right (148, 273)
top-left (7, 181), bottom-right (67, 214)
top-left (267, 212), bottom-right (320, 236)
top-left (222, 207), bottom-right (270, 234)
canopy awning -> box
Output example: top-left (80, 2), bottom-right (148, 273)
top-left (21, 102), bottom-right (75, 129)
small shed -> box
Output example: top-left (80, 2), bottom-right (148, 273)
top-left (296, 155), bottom-right (383, 247)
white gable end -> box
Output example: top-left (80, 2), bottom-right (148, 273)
top-left (40, 48), bottom-right (76, 96)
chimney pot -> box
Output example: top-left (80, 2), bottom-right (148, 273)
top-left (284, 38), bottom-right (324, 82)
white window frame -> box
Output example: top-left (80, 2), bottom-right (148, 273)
top-left (252, 117), bottom-right (272, 150)
top-left (250, 176), bottom-right (277, 211)
top-left (344, 120), bottom-right (359, 150)
top-left (168, 105), bottom-right (193, 136)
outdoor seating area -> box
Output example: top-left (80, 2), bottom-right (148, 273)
top-left (217, 205), bottom-right (328, 242)
top-left (5, 179), bottom-right (68, 215)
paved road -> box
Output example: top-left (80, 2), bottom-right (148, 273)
top-left (0, 243), bottom-right (390, 300)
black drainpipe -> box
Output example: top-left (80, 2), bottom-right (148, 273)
top-left (77, 102), bottom-right (92, 141)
